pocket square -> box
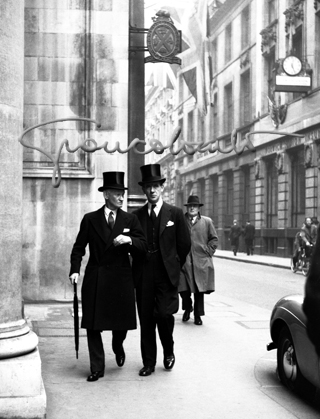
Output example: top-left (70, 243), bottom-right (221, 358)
top-left (166, 221), bottom-right (174, 227)
top-left (123, 228), bottom-right (130, 233)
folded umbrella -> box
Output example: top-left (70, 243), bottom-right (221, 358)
top-left (73, 282), bottom-right (79, 359)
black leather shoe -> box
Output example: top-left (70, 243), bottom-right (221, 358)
top-left (164, 354), bottom-right (175, 370)
top-left (87, 371), bottom-right (104, 382)
top-left (115, 349), bottom-right (126, 367)
top-left (182, 308), bottom-right (193, 322)
top-left (139, 366), bottom-right (155, 376)
top-left (194, 316), bottom-right (203, 325)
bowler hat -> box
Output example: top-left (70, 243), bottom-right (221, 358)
top-left (98, 171), bottom-right (128, 191)
top-left (138, 164), bottom-right (166, 186)
top-left (184, 195), bottom-right (203, 207)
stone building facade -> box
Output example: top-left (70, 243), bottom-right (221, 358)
top-left (150, 0), bottom-right (320, 258)
top-left (21, 0), bottom-right (145, 301)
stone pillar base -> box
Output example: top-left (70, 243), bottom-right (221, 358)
top-left (0, 348), bottom-right (46, 418)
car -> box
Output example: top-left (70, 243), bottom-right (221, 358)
top-left (267, 294), bottom-right (320, 399)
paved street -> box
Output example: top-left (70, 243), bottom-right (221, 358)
top-left (24, 252), bottom-right (320, 419)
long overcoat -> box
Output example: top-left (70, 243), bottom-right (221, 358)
top-left (179, 214), bottom-right (218, 294)
top-left (70, 206), bottom-right (147, 331)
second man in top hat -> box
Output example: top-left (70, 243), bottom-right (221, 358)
top-left (132, 164), bottom-right (191, 376)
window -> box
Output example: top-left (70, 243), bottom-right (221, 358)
top-left (266, 158), bottom-right (278, 228)
top-left (240, 71), bottom-right (251, 125)
top-left (211, 39), bottom-right (217, 75)
top-left (225, 23), bottom-right (232, 63)
top-left (212, 175), bottom-right (219, 226)
top-left (198, 178), bottom-right (206, 208)
top-left (266, 49), bottom-right (275, 99)
top-left (225, 171), bottom-right (234, 226)
top-left (268, 0), bottom-right (276, 24)
top-left (242, 166), bottom-right (250, 226)
top-left (213, 92), bottom-right (218, 140)
top-left (241, 6), bottom-right (250, 49)
top-left (291, 150), bottom-right (305, 228)
top-left (224, 83), bottom-right (233, 133)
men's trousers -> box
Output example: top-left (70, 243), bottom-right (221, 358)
top-left (87, 329), bottom-right (127, 372)
top-left (180, 290), bottom-right (205, 317)
top-left (136, 252), bottom-right (178, 368)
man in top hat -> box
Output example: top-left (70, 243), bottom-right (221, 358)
top-left (69, 172), bottom-right (147, 382)
top-left (132, 164), bottom-right (191, 376)
top-left (179, 195), bottom-right (218, 325)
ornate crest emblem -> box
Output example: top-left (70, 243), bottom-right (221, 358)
top-left (145, 10), bottom-right (181, 64)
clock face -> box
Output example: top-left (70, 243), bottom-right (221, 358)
top-left (283, 56), bottom-right (302, 76)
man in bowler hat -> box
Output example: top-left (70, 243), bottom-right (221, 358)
top-left (179, 195), bottom-right (218, 326)
top-left (69, 172), bottom-right (147, 382)
top-left (132, 164), bottom-right (191, 376)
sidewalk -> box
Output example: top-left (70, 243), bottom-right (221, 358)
top-left (214, 249), bottom-right (291, 270)
top-left (23, 252), bottom-right (318, 419)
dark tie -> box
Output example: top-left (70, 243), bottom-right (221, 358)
top-left (108, 211), bottom-right (115, 229)
top-left (150, 204), bottom-right (157, 224)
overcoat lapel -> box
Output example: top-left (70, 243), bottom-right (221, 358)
top-left (139, 204), bottom-right (149, 233)
top-left (91, 206), bottom-right (109, 244)
top-left (159, 203), bottom-right (171, 236)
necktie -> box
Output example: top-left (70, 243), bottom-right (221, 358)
top-left (150, 204), bottom-right (157, 223)
top-left (108, 211), bottom-right (115, 229)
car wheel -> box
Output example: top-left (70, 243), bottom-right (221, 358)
top-left (277, 327), bottom-right (304, 392)
top-left (290, 258), bottom-right (297, 273)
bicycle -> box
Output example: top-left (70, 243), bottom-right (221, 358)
top-left (291, 244), bottom-right (314, 276)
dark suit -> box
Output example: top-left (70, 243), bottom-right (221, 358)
top-left (133, 202), bottom-right (191, 367)
top-left (70, 206), bottom-right (147, 372)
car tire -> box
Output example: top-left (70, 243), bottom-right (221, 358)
top-left (277, 326), bottom-right (304, 392)
top-left (290, 258), bottom-right (297, 273)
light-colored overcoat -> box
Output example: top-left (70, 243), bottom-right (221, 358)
top-left (179, 214), bottom-right (218, 293)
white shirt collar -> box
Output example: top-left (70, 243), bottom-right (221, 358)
top-left (148, 197), bottom-right (163, 216)
top-left (104, 205), bottom-right (118, 221)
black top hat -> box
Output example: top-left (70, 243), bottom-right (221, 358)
top-left (138, 164), bottom-right (166, 186)
top-left (184, 195), bottom-right (203, 207)
top-left (98, 172), bottom-right (128, 191)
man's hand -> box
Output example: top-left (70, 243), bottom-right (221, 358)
top-left (70, 273), bottom-right (79, 285)
top-left (113, 234), bottom-right (132, 247)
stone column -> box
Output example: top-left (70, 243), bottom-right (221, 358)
top-left (0, 1), bottom-right (45, 417)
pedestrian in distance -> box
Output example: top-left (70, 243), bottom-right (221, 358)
top-left (132, 164), bottom-right (191, 377)
top-left (179, 195), bottom-right (218, 326)
top-left (229, 219), bottom-right (242, 256)
top-left (69, 172), bottom-right (147, 382)
top-left (244, 220), bottom-right (255, 256)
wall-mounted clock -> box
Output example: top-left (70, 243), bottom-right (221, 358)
top-left (282, 55), bottom-right (302, 76)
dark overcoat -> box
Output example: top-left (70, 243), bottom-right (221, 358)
top-left (70, 206), bottom-right (147, 331)
top-left (132, 202), bottom-right (191, 288)
top-left (179, 214), bottom-right (218, 293)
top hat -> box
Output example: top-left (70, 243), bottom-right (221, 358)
top-left (184, 195), bottom-right (203, 207)
top-left (138, 164), bottom-right (166, 186)
top-left (98, 171), bottom-right (128, 191)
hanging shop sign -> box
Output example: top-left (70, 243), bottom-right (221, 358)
top-left (274, 56), bottom-right (312, 93)
top-left (145, 10), bottom-right (181, 64)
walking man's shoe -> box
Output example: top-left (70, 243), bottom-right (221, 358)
top-left (87, 371), bottom-right (104, 382)
top-left (139, 366), bottom-right (155, 376)
top-left (182, 308), bottom-right (193, 322)
top-left (194, 316), bottom-right (203, 326)
top-left (115, 348), bottom-right (126, 367)
top-left (164, 354), bottom-right (175, 370)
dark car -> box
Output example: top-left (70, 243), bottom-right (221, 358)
top-left (267, 294), bottom-right (320, 397)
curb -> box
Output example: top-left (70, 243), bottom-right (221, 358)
top-left (215, 254), bottom-right (291, 270)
